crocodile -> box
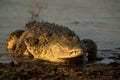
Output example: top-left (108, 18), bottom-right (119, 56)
top-left (6, 21), bottom-right (97, 62)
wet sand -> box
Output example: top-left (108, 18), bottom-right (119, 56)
top-left (0, 57), bottom-right (120, 80)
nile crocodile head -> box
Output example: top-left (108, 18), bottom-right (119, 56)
top-left (24, 36), bottom-right (84, 62)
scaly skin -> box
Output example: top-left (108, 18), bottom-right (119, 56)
top-left (6, 30), bottom-right (24, 56)
top-left (24, 37), bottom-right (83, 62)
top-left (6, 21), bottom-right (97, 62)
top-left (80, 39), bottom-right (97, 61)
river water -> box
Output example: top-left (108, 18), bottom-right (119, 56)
top-left (0, 0), bottom-right (120, 64)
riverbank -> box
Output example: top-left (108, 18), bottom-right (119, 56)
top-left (0, 57), bottom-right (120, 80)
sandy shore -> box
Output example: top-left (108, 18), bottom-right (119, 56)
top-left (0, 57), bottom-right (120, 80)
